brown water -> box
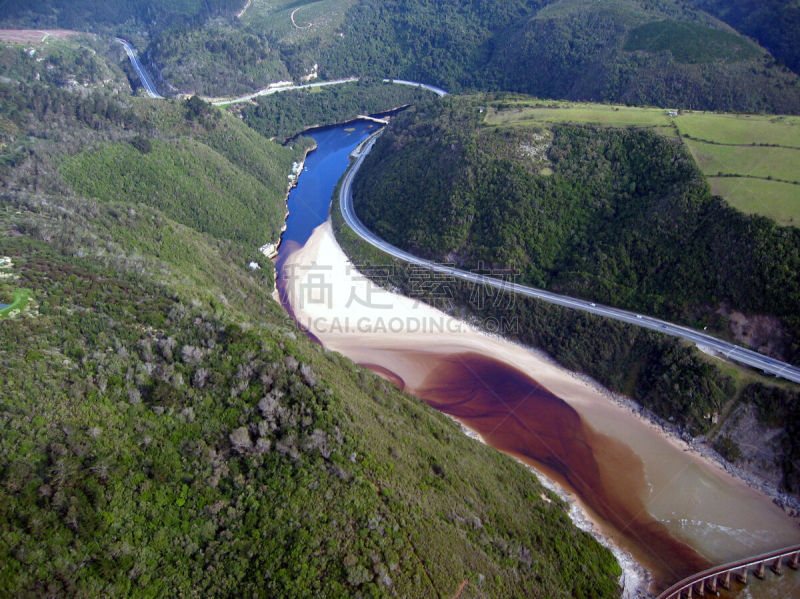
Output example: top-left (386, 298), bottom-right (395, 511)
top-left (275, 121), bottom-right (800, 596)
top-left (406, 350), bottom-right (709, 586)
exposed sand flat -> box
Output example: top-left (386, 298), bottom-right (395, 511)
top-left (282, 220), bottom-right (800, 590)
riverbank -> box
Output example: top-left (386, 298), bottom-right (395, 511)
top-left (261, 140), bottom-right (317, 260)
top-left (283, 219), bottom-right (800, 595)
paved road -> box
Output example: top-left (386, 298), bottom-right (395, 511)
top-left (340, 132), bottom-right (800, 385)
top-left (211, 78), bottom-right (360, 106)
top-left (213, 77), bottom-right (448, 106)
top-left (115, 38), bottom-right (163, 99)
top-left (381, 78), bottom-right (448, 97)
top-left (111, 46), bottom-right (799, 385)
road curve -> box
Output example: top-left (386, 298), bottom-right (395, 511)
top-left (115, 38), bottom-right (163, 99)
top-left (339, 131), bottom-right (800, 385)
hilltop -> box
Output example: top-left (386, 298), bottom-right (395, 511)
top-left (346, 94), bottom-right (800, 493)
top-left (2, 0), bottom-right (800, 113)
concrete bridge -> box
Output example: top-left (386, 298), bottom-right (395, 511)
top-left (656, 544), bottom-right (800, 599)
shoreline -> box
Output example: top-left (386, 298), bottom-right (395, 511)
top-left (261, 140), bottom-right (318, 290)
top-left (440, 411), bottom-right (652, 599)
top-left (282, 218), bottom-right (800, 594)
top-left (464, 321), bottom-right (800, 518)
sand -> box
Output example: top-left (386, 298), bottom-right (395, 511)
top-left (281, 219), bottom-right (800, 594)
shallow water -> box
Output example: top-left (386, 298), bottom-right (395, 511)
top-left (275, 121), bottom-right (800, 596)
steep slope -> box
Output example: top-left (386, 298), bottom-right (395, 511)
top-left (347, 94), bottom-right (800, 491)
top-left (0, 39), bottom-right (622, 597)
top-left (688, 0), bottom-right (800, 76)
top-left (5, 0), bottom-right (798, 114)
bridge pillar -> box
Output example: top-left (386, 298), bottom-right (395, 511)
top-left (695, 580), bottom-right (705, 595)
top-left (755, 562), bottom-right (765, 579)
top-left (685, 586), bottom-right (692, 599)
top-left (737, 567), bottom-right (748, 584)
top-left (772, 557), bottom-right (783, 575)
top-left (708, 576), bottom-right (717, 592)
top-left (720, 571), bottom-right (731, 589)
top-left (791, 552), bottom-right (800, 570)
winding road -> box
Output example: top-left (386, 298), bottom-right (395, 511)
top-left (340, 132), bottom-right (800, 385)
top-left (116, 41), bottom-right (800, 384)
top-left (115, 38), bottom-right (163, 98)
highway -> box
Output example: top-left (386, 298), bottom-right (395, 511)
top-left (211, 78), bottom-right (360, 106)
top-left (339, 132), bottom-right (800, 385)
top-left (381, 78), bottom-right (448, 97)
top-left (115, 38), bottom-right (163, 99)
top-left (111, 44), bottom-right (800, 385)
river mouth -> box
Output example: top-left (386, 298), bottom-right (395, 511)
top-left (410, 350), bottom-right (709, 584)
top-left (274, 122), bottom-right (800, 597)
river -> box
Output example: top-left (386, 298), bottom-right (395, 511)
top-left (274, 122), bottom-right (800, 598)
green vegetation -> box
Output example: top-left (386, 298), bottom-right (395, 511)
top-left (688, 0), bottom-right (800, 75)
top-left (4, 0), bottom-right (800, 114)
top-left (675, 112), bottom-right (800, 147)
top-left (238, 79), bottom-right (431, 140)
top-left (485, 101), bottom-right (800, 225)
top-left (686, 142), bottom-right (800, 183)
top-left (709, 178), bottom-right (800, 227)
top-left (0, 288), bottom-right (33, 317)
top-left (63, 137), bottom-right (298, 247)
top-left (350, 94), bottom-right (800, 373)
top-left (0, 36), bottom-right (127, 91)
top-left (0, 35), bottom-right (622, 597)
top-left (624, 19), bottom-right (761, 63)
top-left (146, 26), bottom-right (292, 96)
top-left (485, 100), bottom-right (673, 129)
top-left (671, 113), bottom-right (800, 221)
top-left (0, 0), bottom-right (242, 32)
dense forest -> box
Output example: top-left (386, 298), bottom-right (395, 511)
top-left (688, 0), bottom-right (800, 75)
top-left (238, 79), bottom-right (430, 141)
top-left (0, 37), bottom-right (623, 596)
top-left (352, 96), bottom-right (800, 366)
top-left (0, 0), bottom-right (242, 32)
top-left (335, 156), bottom-right (800, 495)
top-left (4, 0), bottom-right (799, 113)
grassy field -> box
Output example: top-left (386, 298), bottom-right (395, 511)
top-left (685, 141), bottom-right (800, 182)
top-left (485, 101), bottom-right (673, 128)
top-left (484, 98), bottom-right (800, 225)
top-left (242, 0), bottom-right (355, 43)
top-left (710, 178), bottom-right (800, 226)
top-left (0, 288), bottom-right (32, 317)
top-left (674, 112), bottom-right (800, 147)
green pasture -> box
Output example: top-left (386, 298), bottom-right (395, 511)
top-left (686, 141), bottom-right (800, 182)
top-left (485, 101), bottom-right (672, 128)
top-left (709, 178), bottom-right (800, 226)
top-left (675, 112), bottom-right (800, 147)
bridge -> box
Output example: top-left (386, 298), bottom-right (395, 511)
top-left (656, 544), bottom-right (800, 599)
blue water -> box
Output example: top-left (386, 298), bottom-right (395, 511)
top-left (281, 121), bottom-right (378, 249)
top-left (0, 303), bottom-right (8, 310)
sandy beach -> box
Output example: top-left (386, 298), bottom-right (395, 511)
top-left (281, 219), bottom-right (800, 594)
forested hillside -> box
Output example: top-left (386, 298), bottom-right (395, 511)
top-left (352, 96), bottom-right (800, 366)
top-left (688, 0), bottom-right (800, 75)
top-left (0, 38), bottom-right (622, 597)
top-left (0, 0), bottom-right (241, 32)
top-left (238, 79), bottom-right (430, 141)
top-left (337, 95), bottom-right (800, 493)
top-left (3, 0), bottom-right (799, 113)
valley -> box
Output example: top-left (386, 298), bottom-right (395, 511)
top-left (2, 1), bottom-right (800, 597)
